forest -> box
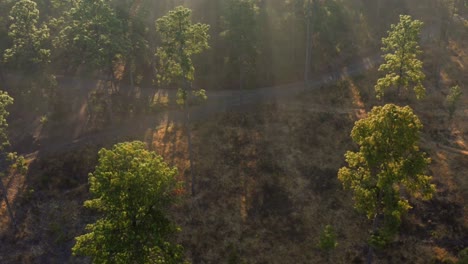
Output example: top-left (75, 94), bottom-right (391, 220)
top-left (0, 0), bottom-right (467, 263)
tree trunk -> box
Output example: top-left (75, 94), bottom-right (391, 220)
top-left (129, 59), bottom-right (135, 92)
top-left (0, 178), bottom-right (17, 232)
top-left (239, 57), bottom-right (244, 105)
top-left (376, 0), bottom-right (381, 21)
top-left (366, 213), bottom-right (379, 264)
top-left (183, 81), bottom-right (196, 197)
top-left (0, 154), bottom-right (18, 232)
top-left (0, 65), bottom-right (5, 88)
top-left (106, 67), bottom-right (115, 125)
top-left (304, 0), bottom-right (312, 88)
top-left (185, 103), bottom-right (195, 196)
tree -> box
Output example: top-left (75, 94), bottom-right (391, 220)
top-left (0, 90), bottom-right (27, 232)
top-left (375, 15), bottom-right (426, 100)
top-left (54, 0), bottom-right (127, 75)
top-left (446, 85), bottom-right (462, 120)
top-left (304, 0), bottom-right (312, 87)
top-left (222, 0), bottom-right (258, 92)
top-left (3, 0), bottom-right (55, 104)
top-left (338, 104), bottom-right (434, 261)
top-left (72, 141), bottom-right (185, 263)
top-left (156, 6), bottom-right (209, 196)
top-left (0, 91), bottom-right (13, 151)
top-left (3, 0), bottom-right (50, 74)
top-left (54, 0), bottom-right (128, 124)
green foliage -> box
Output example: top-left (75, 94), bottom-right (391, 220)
top-left (446, 85), bottom-right (462, 119)
top-left (54, 0), bottom-right (127, 72)
top-left (3, 0), bottom-right (50, 73)
top-left (368, 232), bottom-right (391, 249)
top-left (155, 6), bottom-right (210, 102)
top-left (221, 0), bottom-right (258, 85)
top-left (0, 91), bottom-right (28, 176)
top-left (192, 89), bottom-right (208, 102)
top-left (311, 0), bottom-right (350, 55)
top-left (7, 152), bottom-right (28, 175)
top-left (317, 225), bottom-right (338, 252)
top-left (176, 88), bottom-right (187, 106)
top-left (375, 15), bottom-right (425, 100)
top-left (0, 91), bottom-right (13, 151)
top-left (72, 141), bottom-right (185, 263)
top-left (338, 104), bottom-right (434, 244)
top-left (176, 88), bottom-right (207, 106)
top-left (459, 248), bottom-right (468, 264)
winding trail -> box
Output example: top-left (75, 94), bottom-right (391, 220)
top-left (20, 53), bottom-right (383, 159)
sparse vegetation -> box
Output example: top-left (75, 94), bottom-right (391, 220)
top-left (318, 225), bottom-right (338, 253)
top-left (0, 0), bottom-right (467, 263)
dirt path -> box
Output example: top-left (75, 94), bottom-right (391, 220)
top-left (19, 54), bottom-right (381, 159)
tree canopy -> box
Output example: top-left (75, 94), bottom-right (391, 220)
top-left (54, 0), bottom-right (127, 73)
top-left (221, 0), bottom-right (258, 89)
top-left (338, 104), bottom-right (434, 244)
top-left (3, 0), bottom-right (50, 73)
top-left (72, 141), bottom-right (185, 263)
top-left (155, 6), bottom-right (210, 94)
top-left (375, 15), bottom-right (425, 100)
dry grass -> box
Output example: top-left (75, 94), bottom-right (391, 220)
top-left (141, 77), bottom-right (467, 263)
top-left (0, 22), bottom-right (467, 263)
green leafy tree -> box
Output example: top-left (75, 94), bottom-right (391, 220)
top-left (375, 15), bottom-right (426, 100)
top-left (446, 85), bottom-right (462, 120)
top-left (156, 6), bottom-right (210, 95)
top-left (72, 141), bottom-right (185, 263)
top-left (54, 0), bottom-right (128, 124)
top-left (54, 0), bottom-right (127, 75)
top-left (0, 91), bottom-right (13, 151)
top-left (0, 90), bottom-right (15, 230)
top-left (0, 0), bottom-right (14, 83)
top-left (113, 0), bottom-right (154, 113)
top-left (3, 0), bottom-right (56, 105)
top-left (3, 0), bottom-right (50, 73)
top-left (221, 0), bottom-right (258, 91)
top-left (0, 90), bottom-right (27, 232)
top-left (338, 104), bottom-right (434, 248)
top-left (156, 6), bottom-right (209, 196)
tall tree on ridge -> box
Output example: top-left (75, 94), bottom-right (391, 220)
top-left (156, 6), bottom-right (209, 196)
top-left (222, 0), bottom-right (258, 93)
top-left (375, 15), bottom-right (425, 100)
top-left (3, 0), bottom-right (54, 105)
top-left (338, 104), bottom-right (434, 263)
top-left (72, 141), bottom-right (185, 263)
